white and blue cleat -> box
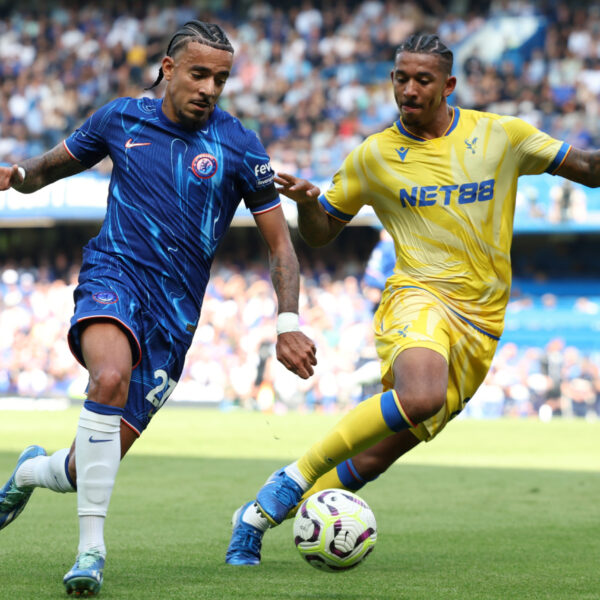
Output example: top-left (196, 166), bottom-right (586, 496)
top-left (225, 501), bottom-right (264, 565)
top-left (0, 444), bottom-right (46, 530)
top-left (63, 549), bottom-right (105, 597)
top-left (255, 468), bottom-right (303, 526)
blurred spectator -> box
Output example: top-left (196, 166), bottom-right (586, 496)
top-left (2, 1), bottom-right (600, 419)
top-left (3, 1), bottom-right (600, 185)
top-left (1, 254), bottom-right (599, 421)
top-left (548, 180), bottom-right (588, 223)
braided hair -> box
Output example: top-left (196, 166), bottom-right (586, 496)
top-left (147, 20), bottom-right (234, 90)
top-left (395, 34), bottom-right (453, 75)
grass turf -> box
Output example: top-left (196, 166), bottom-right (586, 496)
top-left (0, 407), bottom-right (598, 599)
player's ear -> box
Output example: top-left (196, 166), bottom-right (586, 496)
top-left (161, 56), bottom-right (175, 81)
top-left (443, 75), bottom-right (457, 99)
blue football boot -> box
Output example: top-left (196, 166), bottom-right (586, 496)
top-left (63, 549), bottom-right (105, 596)
top-left (225, 501), bottom-right (264, 565)
top-left (0, 445), bottom-right (46, 530)
top-left (255, 468), bottom-right (304, 525)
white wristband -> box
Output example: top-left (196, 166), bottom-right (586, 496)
top-left (17, 166), bottom-right (26, 181)
top-left (276, 312), bottom-right (300, 335)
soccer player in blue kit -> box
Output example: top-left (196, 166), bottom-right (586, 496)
top-left (0, 21), bottom-right (316, 596)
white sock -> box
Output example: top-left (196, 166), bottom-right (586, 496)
top-left (241, 502), bottom-right (270, 532)
top-left (75, 405), bottom-right (122, 556)
top-left (78, 516), bottom-right (106, 555)
top-left (15, 448), bottom-right (75, 493)
top-left (283, 461), bottom-right (311, 492)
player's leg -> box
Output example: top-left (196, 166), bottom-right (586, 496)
top-left (254, 347), bottom-right (447, 525)
top-left (63, 320), bottom-right (133, 597)
top-left (225, 395), bottom-right (415, 566)
top-left (225, 429), bottom-right (422, 565)
top-left (228, 292), bottom-right (497, 566)
top-left (1, 416), bottom-right (140, 535)
top-left (295, 430), bottom-right (421, 504)
top-left (226, 350), bottom-right (440, 566)
top-left (254, 288), bottom-right (450, 525)
top-left (0, 308), bottom-right (139, 537)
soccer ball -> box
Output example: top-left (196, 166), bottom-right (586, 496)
top-left (293, 489), bottom-right (377, 572)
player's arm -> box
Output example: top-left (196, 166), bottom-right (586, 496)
top-left (0, 143), bottom-right (87, 193)
top-left (253, 206), bottom-right (317, 379)
top-left (554, 148), bottom-right (600, 188)
top-left (275, 172), bottom-right (346, 246)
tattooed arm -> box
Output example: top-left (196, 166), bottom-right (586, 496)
top-left (0, 143), bottom-right (87, 193)
top-left (254, 205), bottom-right (317, 379)
top-left (555, 148), bottom-right (600, 188)
top-left (274, 172), bottom-right (346, 246)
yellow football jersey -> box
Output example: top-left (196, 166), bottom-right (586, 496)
top-left (320, 107), bottom-right (570, 338)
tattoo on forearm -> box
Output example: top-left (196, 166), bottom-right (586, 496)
top-left (19, 144), bottom-right (83, 192)
top-left (270, 251), bottom-right (300, 314)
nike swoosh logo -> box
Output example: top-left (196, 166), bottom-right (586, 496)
top-left (201, 129), bottom-right (209, 134)
top-left (125, 138), bottom-right (151, 149)
top-left (89, 436), bottom-right (112, 443)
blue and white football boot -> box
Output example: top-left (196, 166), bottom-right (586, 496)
top-left (255, 468), bottom-right (304, 525)
top-left (63, 549), bottom-right (105, 596)
top-left (0, 444), bottom-right (46, 530)
top-left (225, 501), bottom-right (264, 565)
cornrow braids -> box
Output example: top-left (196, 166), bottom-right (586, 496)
top-left (146, 20), bottom-right (234, 90)
top-left (395, 33), bottom-right (453, 75)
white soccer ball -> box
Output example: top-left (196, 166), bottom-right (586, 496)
top-left (293, 489), bottom-right (377, 572)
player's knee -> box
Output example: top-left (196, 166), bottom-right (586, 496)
top-left (88, 367), bottom-right (130, 406)
top-left (395, 388), bottom-right (445, 424)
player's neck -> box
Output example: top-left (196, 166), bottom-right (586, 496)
top-left (401, 104), bottom-right (454, 141)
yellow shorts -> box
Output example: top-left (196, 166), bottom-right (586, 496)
top-left (374, 286), bottom-right (499, 442)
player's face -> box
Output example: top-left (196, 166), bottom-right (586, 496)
top-left (162, 41), bottom-right (233, 130)
top-left (391, 52), bottom-right (456, 132)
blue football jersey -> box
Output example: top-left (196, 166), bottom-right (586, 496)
top-left (64, 97), bottom-right (280, 342)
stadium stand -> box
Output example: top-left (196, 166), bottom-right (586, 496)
top-left (1, 0), bottom-right (599, 420)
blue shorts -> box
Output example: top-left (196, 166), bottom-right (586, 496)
top-left (68, 276), bottom-right (189, 435)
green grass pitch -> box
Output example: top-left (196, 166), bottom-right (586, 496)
top-left (0, 407), bottom-right (598, 599)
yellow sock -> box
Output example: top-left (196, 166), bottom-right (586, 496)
top-left (287, 457), bottom-right (376, 518)
top-left (296, 390), bottom-right (413, 484)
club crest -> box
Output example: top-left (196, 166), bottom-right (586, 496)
top-left (192, 153), bottom-right (218, 179)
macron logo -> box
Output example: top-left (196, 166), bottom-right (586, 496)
top-left (125, 138), bottom-right (151, 149)
top-left (396, 147), bottom-right (409, 161)
top-left (88, 436), bottom-right (112, 444)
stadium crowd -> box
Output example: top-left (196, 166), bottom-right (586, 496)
top-left (1, 0), bottom-right (600, 184)
top-left (1, 251), bottom-right (599, 421)
top-left (1, 0), bottom-right (599, 420)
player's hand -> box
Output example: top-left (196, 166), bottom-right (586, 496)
top-left (0, 165), bottom-right (25, 190)
top-left (276, 331), bottom-right (317, 379)
top-left (275, 172), bottom-right (320, 204)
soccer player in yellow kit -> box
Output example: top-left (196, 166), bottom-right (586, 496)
top-left (226, 33), bottom-right (600, 565)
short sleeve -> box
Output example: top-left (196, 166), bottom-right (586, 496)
top-left (63, 100), bottom-right (120, 168)
top-left (500, 116), bottom-right (571, 177)
top-left (320, 145), bottom-right (368, 223)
